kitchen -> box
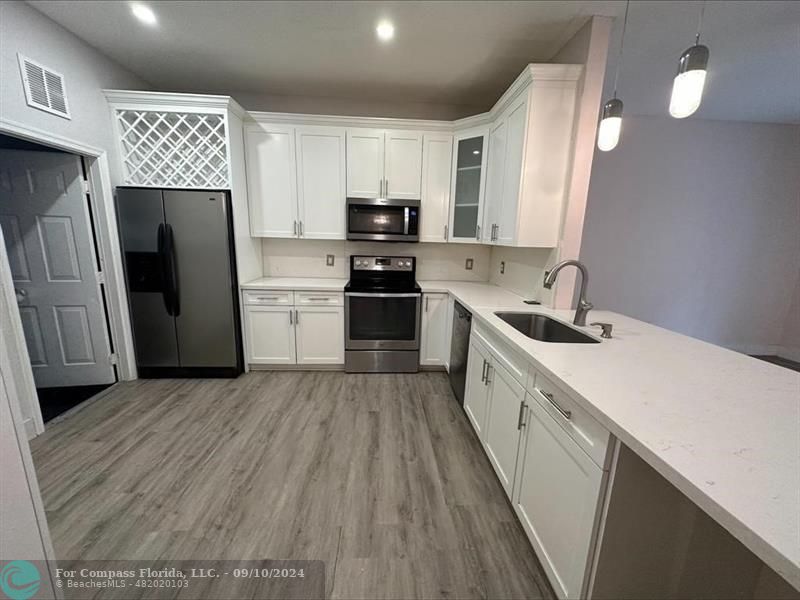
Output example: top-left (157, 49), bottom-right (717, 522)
top-left (1, 1), bottom-right (799, 599)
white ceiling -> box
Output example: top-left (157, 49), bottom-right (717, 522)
top-left (29, 0), bottom-right (800, 123)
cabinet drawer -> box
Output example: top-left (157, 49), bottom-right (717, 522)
top-left (295, 291), bottom-right (344, 306)
top-left (530, 371), bottom-right (610, 468)
top-left (473, 320), bottom-right (529, 385)
top-left (243, 290), bottom-right (294, 306)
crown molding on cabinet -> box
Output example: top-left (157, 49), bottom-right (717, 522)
top-left (103, 89), bottom-right (248, 118)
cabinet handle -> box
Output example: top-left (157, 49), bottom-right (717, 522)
top-left (425, 296), bottom-right (429, 312)
top-left (299, 221), bottom-right (304, 237)
top-left (539, 389), bottom-right (571, 420)
top-left (295, 309), bottom-right (299, 324)
top-left (444, 225), bottom-right (448, 240)
top-left (306, 297), bottom-right (330, 302)
top-left (476, 225), bottom-right (481, 241)
top-left (484, 364), bottom-right (492, 386)
top-left (385, 179), bottom-right (389, 197)
top-left (255, 296), bottom-right (279, 301)
top-left (517, 400), bottom-right (527, 430)
top-left (289, 310), bottom-right (293, 325)
top-left (293, 220), bottom-right (298, 236)
top-left (480, 359), bottom-right (487, 383)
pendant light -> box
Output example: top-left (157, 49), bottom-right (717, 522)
top-left (669, 1), bottom-right (710, 118)
top-left (597, 0), bottom-right (630, 152)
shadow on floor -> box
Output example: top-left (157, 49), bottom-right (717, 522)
top-left (37, 384), bottom-right (113, 422)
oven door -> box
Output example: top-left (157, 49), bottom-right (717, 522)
top-left (345, 292), bottom-right (421, 350)
top-left (346, 198), bottom-right (419, 242)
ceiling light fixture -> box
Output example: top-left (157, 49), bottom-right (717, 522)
top-left (376, 20), bottom-right (395, 42)
top-left (669, 1), bottom-right (709, 119)
top-left (131, 3), bottom-right (157, 26)
top-left (597, 0), bottom-right (630, 152)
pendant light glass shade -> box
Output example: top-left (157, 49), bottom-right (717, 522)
top-left (597, 98), bottom-right (623, 152)
top-left (669, 44), bottom-right (709, 118)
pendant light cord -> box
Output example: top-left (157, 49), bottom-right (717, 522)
top-left (612, 0), bottom-right (631, 98)
top-left (695, 0), bottom-right (706, 44)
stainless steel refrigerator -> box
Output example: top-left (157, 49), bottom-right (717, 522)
top-left (116, 188), bottom-right (242, 377)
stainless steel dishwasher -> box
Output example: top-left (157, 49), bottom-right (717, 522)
top-left (448, 301), bottom-right (472, 405)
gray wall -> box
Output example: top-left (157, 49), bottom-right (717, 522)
top-left (580, 115), bottom-right (800, 356)
top-left (0, 1), bottom-right (150, 182)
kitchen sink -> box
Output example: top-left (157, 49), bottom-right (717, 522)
top-left (494, 312), bottom-right (600, 344)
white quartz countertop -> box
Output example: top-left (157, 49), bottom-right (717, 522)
top-left (241, 277), bottom-right (348, 291)
top-left (241, 277), bottom-right (800, 586)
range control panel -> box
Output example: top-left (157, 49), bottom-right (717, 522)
top-left (351, 256), bottom-right (415, 272)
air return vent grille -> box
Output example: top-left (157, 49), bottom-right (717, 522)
top-left (18, 55), bottom-right (71, 119)
top-left (115, 110), bottom-right (229, 188)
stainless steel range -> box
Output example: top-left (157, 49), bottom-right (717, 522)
top-left (344, 255), bottom-right (421, 373)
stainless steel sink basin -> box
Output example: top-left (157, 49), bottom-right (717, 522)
top-left (494, 312), bottom-right (600, 344)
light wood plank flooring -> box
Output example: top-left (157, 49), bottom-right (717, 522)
top-left (31, 372), bottom-right (553, 599)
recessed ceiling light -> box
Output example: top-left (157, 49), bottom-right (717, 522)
top-left (131, 3), bottom-right (157, 26)
top-left (376, 20), bottom-right (395, 42)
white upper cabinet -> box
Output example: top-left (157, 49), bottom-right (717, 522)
top-left (245, 123), bottom-right (297, 237)
top-left (497, 96), bottom-right (528, 245)
top-left (384, 130), bottom-right (423, 199)
top-left (346, 129), bottom-right (423, 199)
top-left (482, 118), bottom-right (507, 244)
top-left (296, 126), bottom-right (346, 239)
top-left (346, 128), bottom-right (384, 198)
top-left (448, 126), bottom-right (488, 244)
top-left (419, 133), bottom-right (453, 243)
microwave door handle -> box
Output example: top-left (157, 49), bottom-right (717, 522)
top-left (404, 207), bottom-right (409, 235)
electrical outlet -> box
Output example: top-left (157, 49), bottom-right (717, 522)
top-left (326, 254), bottom-right (335, 266)
top-left (465, 258), bottom-right (474, 270)
top-left (500, 261), bottom-right (505, 274)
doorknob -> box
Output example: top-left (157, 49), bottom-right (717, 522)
top-left (15, 288), bottom-right (27, 303)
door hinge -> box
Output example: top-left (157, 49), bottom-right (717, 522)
top-left (109, 353), bottom-right (118, 365)
top-left (81, 179), bottom-right (90, 194)
top-left (96, 271), bottom-right (105, 284)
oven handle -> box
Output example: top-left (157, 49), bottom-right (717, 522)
top-left (346, 292), bottom-right (421, 298)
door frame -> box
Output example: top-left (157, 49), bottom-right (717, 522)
top-left (0, 117), bottom-right (137, 438)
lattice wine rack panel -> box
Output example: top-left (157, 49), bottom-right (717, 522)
top-left (115, 110), bottom-right (229, 188)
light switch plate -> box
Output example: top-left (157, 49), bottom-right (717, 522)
top-left (465, 258), bottom-right (474, 270)
top-left (326, 254), bottom-right (335, 266)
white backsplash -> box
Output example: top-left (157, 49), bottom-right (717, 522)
top-left (488, 246), bottom-right (558, 303)
top-left (261, 239), bottom-right (491, 281)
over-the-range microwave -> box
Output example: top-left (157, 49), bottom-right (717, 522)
top-left (346, 198), bottom-right (419, 242)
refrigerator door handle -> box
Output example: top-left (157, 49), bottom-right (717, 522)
top-left (157, 223), bottom-right (173, 316)
top-left (164, 223), bottom-right (180, 317)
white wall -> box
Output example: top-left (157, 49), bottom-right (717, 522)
top-left (488, 246), bottom-right (556, 301)
top-left (260, 239), bottom-right (490, 282)
top-left (0, 0), bottom-right (150, 182)
top-left (580, 116), bottom-right (800, 355)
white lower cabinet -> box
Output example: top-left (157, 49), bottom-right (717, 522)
top-left (295, 305), bottom-right (344, 364)
top-left (244, 290), bottom-right (344, 366)
top-left (483, 359), bottom-right (525, 496)
top-left (245, 306), bottom-right (296, 364)
top-left (514, 395), bottom-right (605, 599)
top-left (420, 293), bottom-right (449, 366)
top-left (463, 337), bottom-right (491, 437)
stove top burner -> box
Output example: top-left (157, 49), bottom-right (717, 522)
top-left (345, 255), bottom-right (419, 294)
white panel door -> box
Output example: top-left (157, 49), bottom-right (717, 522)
top-left (245, 124), bottom-right (298, 237)
top-left (0, 149), bottom-right (114, 388)
top-left (463, 337), bottom-right (491, 438)
top-left (296, 126), bottom-right (346, 240)
top-left (483, 359), bottom-right (525, 497)
top-left (295, 306), bottom-right (344, 364)
top-left (514, 396), bottom-right (605, 599)
top-left (244, 306), bottom-right (296, 364)
top-left (497, 96), bottom-right (529, 246)
top-left (419, 133), bottom-right (453, 242)
top-left (482, 117), bottom-right (507, 244)
top-left (420, 293), bottom-right (449, 366)
top-left (385, 130), bottom-right (423, 199)
top-left (346, 129), bottom-right (384, 198)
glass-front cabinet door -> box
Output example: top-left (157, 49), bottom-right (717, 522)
top-left (448, 126), bottom-right (488, 243)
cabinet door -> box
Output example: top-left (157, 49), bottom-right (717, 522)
top-left (420, 293), bottom-right (449, 366)
top-left (482, 117), bottom-right (507, 244)
top-left (448, 128), bottom-right (488, 243)
top-left (295, 306), bottom-right (344, 364)
top-left (385, 130), bottom-right (423, 199)
top-left (497, 96), bottom-right (528, 245)
top-left (296, 126), bottom-right (346, 239)
top-left (245, 306), bottom-right (296, 364)
top-left (245, 124), bottom-right (298, 238)
top-left (514, 396), bottom-right (605, 599)
top-left (419, 133), bottom-right (453, 242)
top-left (463, 337), bottom-right (491, 438)
top-left (346, 129), bottom-right (384, 198)
top-left (483, 359), bottom-right (525, 497)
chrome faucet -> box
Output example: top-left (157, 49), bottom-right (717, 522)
top-left (543, 260), bottom-right (594, 326)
